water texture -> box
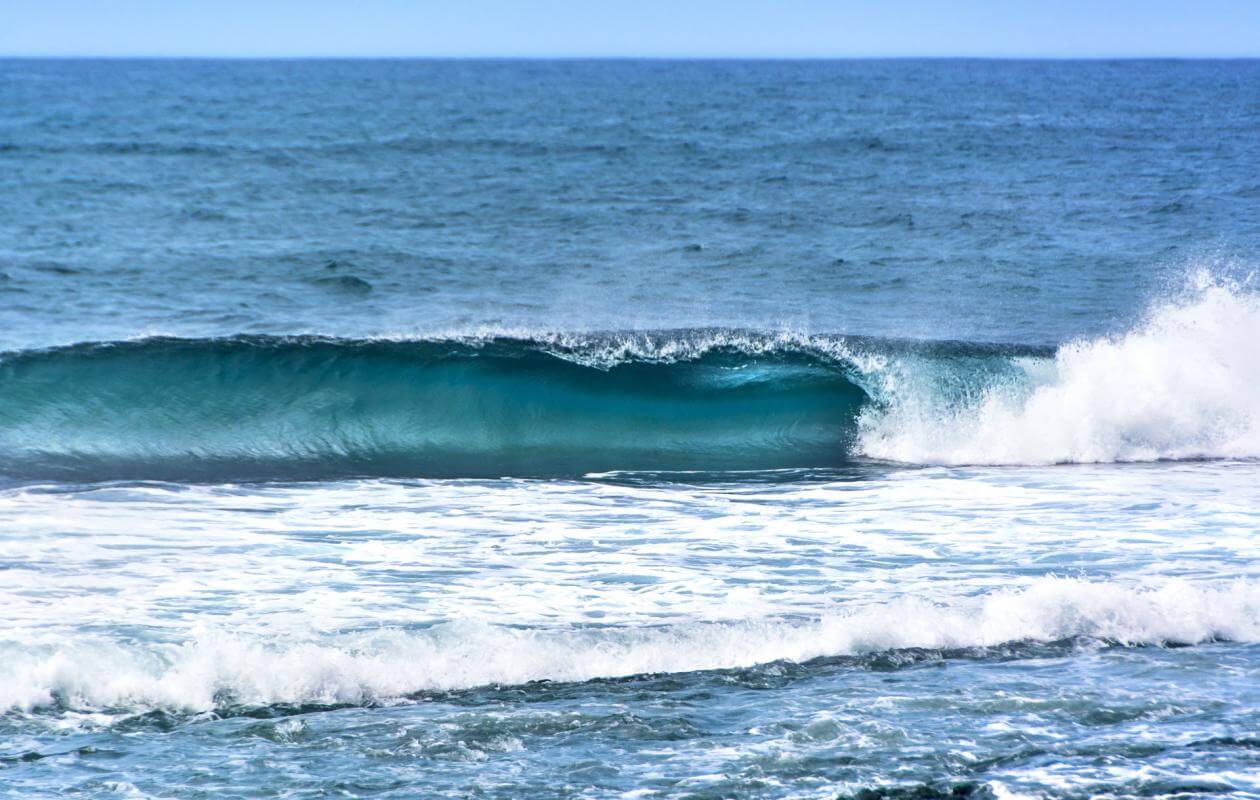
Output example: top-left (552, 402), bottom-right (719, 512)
top-left (1, 59), bottom-right (1258, 799)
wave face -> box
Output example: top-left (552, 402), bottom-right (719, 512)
top-left (6, 577), bottom-right (1256, 714)
top-left (1, 276), bottom-right (1257, 480)
top-left (0, 335), bottom-right (870, 481)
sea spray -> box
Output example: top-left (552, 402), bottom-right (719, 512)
top-left (855, 276), bottom-right (1260, 464)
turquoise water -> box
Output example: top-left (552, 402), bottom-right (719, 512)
top-left (1, 59), bottom-right (1259, 799)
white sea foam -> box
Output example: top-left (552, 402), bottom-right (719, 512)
top-left (4, 577), bottom-right (1256, 714)
top-left (857, 274), bottom-right (1260, 464)
top-left (433, 326), bottom-right (861, 369)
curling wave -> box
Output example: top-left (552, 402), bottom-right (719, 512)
top-left (0, 275), bottom-right (1257, 479)
top-left (4, 578), bottom-right (1256, 714)
top-left (0, 334), bottom-right (875, 480)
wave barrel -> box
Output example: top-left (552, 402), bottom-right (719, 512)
top-left (0, 336), bottom-right (868, 481)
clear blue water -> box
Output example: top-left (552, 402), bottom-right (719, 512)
top-left (1, 59), bottom-right (1259, 799)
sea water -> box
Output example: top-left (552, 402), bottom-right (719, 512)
top-left (0, 59), bottom-right (1258, 799)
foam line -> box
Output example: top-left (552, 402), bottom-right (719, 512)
top-left (5, 578), bottom-right (1255, 714)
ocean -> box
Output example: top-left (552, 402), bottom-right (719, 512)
top-left (1, 58), bottom-right (1258, 799)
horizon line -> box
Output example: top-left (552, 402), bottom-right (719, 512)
top-left (4, 54), bottom-right (1260, 61)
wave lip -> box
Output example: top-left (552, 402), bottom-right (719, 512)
top-left (0, 334), bottom-right (868, 481)
top-left (4, 578), bottom-right (1256, 715)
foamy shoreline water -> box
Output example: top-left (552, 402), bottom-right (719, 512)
top-left (6, 577), bottom-right (1256, 714)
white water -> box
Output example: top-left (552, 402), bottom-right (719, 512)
top-left (858, 276), bottom-right (1260, 465)
top-left (3, 463), bottom-right (1260, 717)
top-left (5, 577), bottom-right (1257, 714)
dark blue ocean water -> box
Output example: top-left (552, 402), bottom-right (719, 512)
top-left (2, 59), bottom-right (1258, 348)
top-left (1, 60), bottom-right (1259, 799)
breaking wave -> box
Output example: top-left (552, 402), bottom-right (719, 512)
top-left (4, 578), bottom-right (1255, 715)
top-left (0, 274), bottom-right (1256, 479)
top-left (856, 274), bottom-right (1260, 465)
top-left (0, 333), bottom-right (874, 480)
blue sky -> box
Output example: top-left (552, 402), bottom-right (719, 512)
top-left (3, 0), bottom-right (1259, 58)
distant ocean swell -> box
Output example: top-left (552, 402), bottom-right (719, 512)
top-left (5, 577), bottom-right (1257, 715)
top-left (0, 278), bottom-right (1256, 480)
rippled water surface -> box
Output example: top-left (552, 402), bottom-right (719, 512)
top-left (1, 59), bottom-right (1259, 798)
